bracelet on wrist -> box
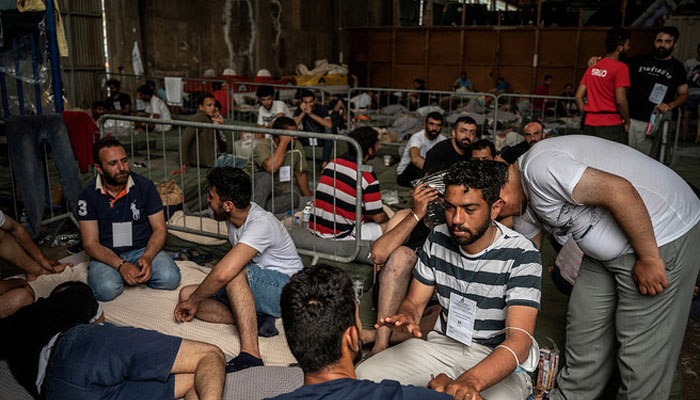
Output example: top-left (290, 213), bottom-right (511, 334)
top-left (411, 210), bottom-right (421, 222)
top-left (116, 259), bottom-right (127, 272)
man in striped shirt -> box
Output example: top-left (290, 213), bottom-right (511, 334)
top-left (309, 127), bottom-right (389, 240)
top-left (356, 160), bottom-right (542, 400)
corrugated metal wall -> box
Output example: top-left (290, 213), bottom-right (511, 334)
top-left (59, 0), bottom-right (105, 109)
top-left (666, 16), bottom-right (700, 63)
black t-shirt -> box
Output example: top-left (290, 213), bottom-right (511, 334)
top-left (265, 378), bottom-right (452, 400)
top-left (105, 92), bottom-right (132, 112)
top-left (293, 105), bottom-right (330, 133)
top-left (423, 139), bottom-right (471, 175)
top-left (627, 55), bottom-right (687, 121)
top-left (499, 141), bottom-right (530, 164)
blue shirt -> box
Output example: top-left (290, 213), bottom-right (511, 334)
top-left (265, 378), bottom-right (452, 400)
top-left (77, 173), bottom-right (162, 254)
top-left (456, 77), bottom-right (472, 90)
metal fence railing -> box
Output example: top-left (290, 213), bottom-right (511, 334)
top-left (98, 114), bottom-right (367, 264)
top-left (95, 72), bottom-right (234, 120)
top-left (493, 93), bottom-right (582, 137)
top-left (229, 81), bottom-right (329, 124)
top-left (347, 87), bottom-right (499, 144)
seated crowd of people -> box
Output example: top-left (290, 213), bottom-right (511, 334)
top-left (1, 26), bottom-right (700, 400)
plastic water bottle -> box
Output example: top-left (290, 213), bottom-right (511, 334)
top-left (302, 205), bottom-right (312, 228)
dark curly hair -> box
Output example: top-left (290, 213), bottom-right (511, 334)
top-left (280, 264), bottom-right (357, 373)
top-left (206, 167), bottom-right (251, 209)
top-left (347, 126), bottom-right (379, 158)
top-left (444, 160), bottom-right (508, 207)
top-left (256, 85), bottom-right (274, 98)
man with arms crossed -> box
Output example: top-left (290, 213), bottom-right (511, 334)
top-left (496, 135), bottom-right (700, 399)
top-left (175, 167), bottom-right (303, 372)
top-left (357, 160), bottom-right (542, 400)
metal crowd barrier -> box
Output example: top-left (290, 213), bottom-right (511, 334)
top-left (0, 10), bottom-right (77, 242)
top-left (98, 114), bottom-right (366, 264)
top-left (493, 93), bottom-right (581, 137)
top-left (347, 87), bottom-right (498, 145)
top-left (96, 72), bottom-right (234, 120)
top-left (230, 81), bottom-right (328, 124)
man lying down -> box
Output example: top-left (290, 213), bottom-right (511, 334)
top-left (0, 281), bottom-right (225, 400)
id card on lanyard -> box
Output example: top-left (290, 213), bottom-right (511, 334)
top-left (112, 194), bottom-right (132, 248)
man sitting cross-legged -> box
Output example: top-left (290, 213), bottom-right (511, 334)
top-left (175, 167), bottom-right (304, 373)
top-left (356, 160), bottom-right (542, 400)
top-left (0, 208), bottom-right (71, 317)
top-left (267, 264), bottom-right (452, 400)
top-left (78, 137), bottom-right (181, 301)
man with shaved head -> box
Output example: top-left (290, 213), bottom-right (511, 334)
top-left (499, 121), bottom-right (546, 164)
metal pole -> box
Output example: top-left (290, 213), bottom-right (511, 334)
top-left (46, 0), bottom-right (65, 112)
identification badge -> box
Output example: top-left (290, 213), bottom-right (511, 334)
top-left (309, 138), bottom-right (318, 146)
top-left (113, 101), bottom-right (121, 111)
top-left (279, 166), bottom-right (291, 182)
top-left (648, 83), bottom-right (668, 105)
top-left (446, 292), bottom-right (477, 346)
top-left (112, 222), bottom-right (133, 248)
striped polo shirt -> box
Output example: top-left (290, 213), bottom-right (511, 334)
top-left (309, 155), bottom-right (383, 238)
top-left (414, 221), bottom-right (542, 347)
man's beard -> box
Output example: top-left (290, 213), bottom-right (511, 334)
top-left (448, 215), bottom-right (491, 246)
top-left (102, 170), bottom-right (129, 186)
top-left (655, 45), bottom-right (673, 59)
top-left (456, 137), bottom-right (472, 151)
top-left (427, 129), bottom-right (441, 140)
top-left (211, 207), bottom-right (230, 221)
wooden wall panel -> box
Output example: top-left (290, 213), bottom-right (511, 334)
top-left (463, 30), bottom-right (498, 66)
top-left (577, 31), bottom-right (607, 67)
top-left (628, 30), bottom-right (657, 57)
top-left (394, 64), bottom-right (426, 88)
top-left (428, 65), bottom-right (461, 91)
top-left (462, 66), bottom-right (495, 92)
top-left (534, 67), bottom-right (577, 95)
top-left (499, 30), bottom-right (535, 67)
top-left (369, 63), bottom-right (393, 87)
top-left (539, 30), bottom-right (578, 67)
top-left (428, 30), bottom-right (461, 65)
top-left (395, 31), bottom-right (426, 64)
top-left (349, 31), bottom-right (369, 62)
top-left (369, 31), bottom-right (393, 63)
top-left (497, 66), bottom-right (533, 93)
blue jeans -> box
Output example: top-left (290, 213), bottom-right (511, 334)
top-left (215, 153), bottom-right (248, 169)
top-left (5, 113), bottom-right (82, 237)
top-left (43, 323), bottom-right (181, 400)
top-left (88, 248), bottom-right (181, 301)
top-left (212, 263), bottom-right (290, 317)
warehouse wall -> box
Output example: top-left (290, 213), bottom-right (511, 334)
top-left (105, 0), bottom-right (386, 78)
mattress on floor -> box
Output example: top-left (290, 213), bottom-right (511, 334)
top-left (27, 261), bottom-right (297, 367)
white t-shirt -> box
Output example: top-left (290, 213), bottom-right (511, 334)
top-left (146, 96), bottom-right (172, 132)
top-left (396, 130), bottom-right (447, 175)
top-left (350, 93), bottom-right (372, 109)
top-left (0, 209), bottom-right (5, 228)
top-left (257, 100), bottom-right (291, 126)
top-left (518, 135), bottom-right (700, 261)
top-left (226, 202), bottom-right (303, 276)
